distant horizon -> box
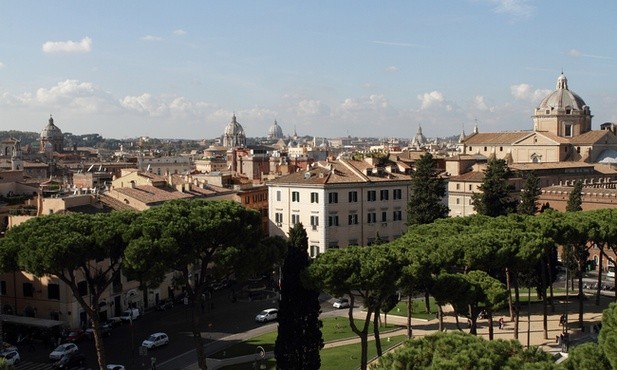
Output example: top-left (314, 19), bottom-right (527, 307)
top-left (2, 2), bottom-right (616, 140)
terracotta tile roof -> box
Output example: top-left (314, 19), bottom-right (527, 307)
top-left (463, 132), bottom-right (531, 145)
top-left (450, 171), bottom-right (486, 182)
top-left (510, 162), bottom-right (596, 171)
top-left (268, 159), bottom-right (410, 186)
top-left (569, 130), bottom-right (617, 145)
top-left (98, 194), bottom-right (137, 211)
top-left (113, 185), bottom-right (193, 204)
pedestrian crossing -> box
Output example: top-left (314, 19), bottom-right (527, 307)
top-left (16, 361), bottom-right (91, 370)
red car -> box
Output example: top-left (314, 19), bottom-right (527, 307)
top-left (65, 330), bottom-right (85, 343)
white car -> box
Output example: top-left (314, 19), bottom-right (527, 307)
top-left (107, 365), bottom-right (126, 370)
top-left (49, 342), bottom-right (79, 361)
top-left (141, 332), bottom-right (169, 349)
top-left (255, 308), bottom-right (278, 323)
top-left (333, 298), bottom-right (350, 309)
top-left (0, 350), bottom-right (20, 365)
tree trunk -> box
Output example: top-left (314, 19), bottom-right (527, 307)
top-left (506, 268), bottom-right (514, 320)
top-left (424, 290), bottom-right (430, 313)
top-left (468, 305), bottom-right (478, 336)
top-left (488, 311), bottom-right (494, 340)
top-left (191, 298), bottom-right (207, 369)
top-left (348, 296), bottom-right (372, 370)
top-left (406, 295), bottom-right (412, 338)
top-left (91, 315), bottom-right (107, 370)
top-left (514, 278), bottom-right (520, 340)
top-left (578, 259), bottom-right (585, 330)
top-left (437, 305), bottom-right (444, 332)
top-left (547, 251), bottom-right (555, 313)
top-left (596, 248), bottom-right (603, 306)
top-left (541, 256), bottom-right (548, 340)
top-left (373, 309), bottom-right (382, 357)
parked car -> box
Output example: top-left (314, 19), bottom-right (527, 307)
top-left (52, 351), bottom-right (86, 369)
top-left (0, 350), bottom-right (20, 365)
top-left (141, 332), bottom-right (169, 349)
top-left (85, 321), bottom-right (113, 339)
top-left (49, 342), bottom-right (79, 361)
top-left (333, 298), bottom-right (350, 309)
top-left (106, 317), bottom-right (122, 327)
top-left (156, 299), bottom-right (174, 311)
top-left (120, 308), bottom-right (140, 322)
top-left (106, 365), bottom-right (126, 370)
top-left (65, 329), bottom-right (85, 342)
top-left (255, 308), bottom-right (278, 323)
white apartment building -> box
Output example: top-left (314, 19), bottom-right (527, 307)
top-left (268, 158), bottom-right (411, 256)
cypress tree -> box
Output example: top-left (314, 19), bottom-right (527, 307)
top-left (407, 152), bottom-right (449, 225)
top-left (471, 157), bottom-right (517, 217)
top-left (517, 171), bottom-right (541, 215)
top-left (274, 223), bottom-right (323, 369)
top-left (566, 179), bottom-right (583, 212)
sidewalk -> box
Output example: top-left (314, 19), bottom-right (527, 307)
top-left (178, 293), bottom-right (610, 369)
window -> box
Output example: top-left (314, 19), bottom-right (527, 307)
top-left (381, 211), bottom-right (387, 222)
top-left (456, 198), bottom-right (460, 205)
top-left (367, 190), bottom-right (377, 202)
top-left (393, 210), bottom-right (402, 221)
top-left (292, 191), bottom-right (300, 202)
top-left (245, 196), bottom-right (250, 204)
top-left (469, 184), bottom-right (473, 191)
top-left (48, 283), bottom-right (60, 300)
top-left (276, 191), bottom-right (281, 201)
top-left (23, 282), bottom-right (34, 297)
top-left (367, 212), bottom-right (377, 223)
top-left (310, 215), bottom-right (319, 229)
top-left (565, 124), bottom-right (572, 137)
top-left (380, 190), bottom-right (389, 201)
top-left (0, 281), bottom-right (5, 295)
top-left (456, 183), bottom-right (460, 190)
top-left (348, 214), bottom-right (359, 225)
top-left (393, 189), bottom-right (402, 200)
top-left (328, 192), bottom-right (338, 204)
top-left (484, 146), bottom-right (487, 151)
top-left (348, 191), bottom-right (358, 203)
top-left (291, 214), bottom-right (300, 225)
top-left (311, 192), bottom-right (319, 203)
top-left (500, 146), bottom-right (503, 152)
top-left (275, 212), bottom-right (283, 225)
top-left (310, 245), bottom-right (320, 258)
top-left (348, 239), bottom-right (358, 246)
top-left (78, 281), bottom-right (88, 296)
top-left (328, 215), bottom-right (339, 227)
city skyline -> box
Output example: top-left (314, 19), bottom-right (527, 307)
top-left (1, 1), bottom-right (617, 140)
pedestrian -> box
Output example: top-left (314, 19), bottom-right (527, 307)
top-left (151, 356), bottom-right (156, 370)
top-left (559, 314), bottom-right (566, 326)
top-left (498, 317), bottom-right (504, 330)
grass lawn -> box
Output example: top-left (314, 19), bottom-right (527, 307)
top-left (219, 335), bottom-right (408, 370)
top-left (211, 316), bottom-right (403, 359)
top-left (386, 297), bottom-right (439, 320)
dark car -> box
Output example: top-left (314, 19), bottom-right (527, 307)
top-left (52, 351), bottom-right (86, 369)
top-left (85, 322), bottom-right (112, 339)
top-left (156, 299), bottom-right (174, 311)
top-left (65, 329), bottom-right (85, 343)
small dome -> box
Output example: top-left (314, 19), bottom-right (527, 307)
top-left (267, 120), bottom-right (284, 139)
top-left (537, 73), bottom-right (586, 111)
top-left (40, 115), bottom-right (63, 140)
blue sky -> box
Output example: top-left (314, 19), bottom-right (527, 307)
top-left (1, 0), bottom-right (617, 140)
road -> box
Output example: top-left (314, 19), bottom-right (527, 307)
top-left (11, 282), bottom-right (336, 370)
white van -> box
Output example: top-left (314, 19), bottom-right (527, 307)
top-left (120, 308), bottom-right (140, 322)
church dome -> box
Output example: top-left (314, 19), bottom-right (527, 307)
top-left (40, 115), bottom-right (63, 141)
top-left (537, 73), bottom-right (587, 111)
top-left (224, 114), bottom-right (245, 136)
top-left (267, 120), bottom-right (284, 139)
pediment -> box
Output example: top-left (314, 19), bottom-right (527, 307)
top-left (513, 132), bottom-right (561, 146)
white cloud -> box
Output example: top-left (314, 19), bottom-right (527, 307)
top-left (0, 62), bottom-right (5, 69)
top-left (488, 0), bottom-right (535, 19)
top-left (141, 35), bottom-right (163, 42)
top-left (567, 49), bottom-right (582, 58)
top-left (473, 96), bottom-right (489, 111)
top-left (173, 29), bottom-right (187, 36)
top-left (42, 37), bottom-right (92, 54)
top-left (369, 40), bottom-right (418, 48)
top-left (385, 66), bottom-right (399, 73)
top-left (295, 99), bottom-right (329, 117)
top-left (510, 83), bottom-right (550, 102)
top-left (418, 91), bottom-right (444, 109)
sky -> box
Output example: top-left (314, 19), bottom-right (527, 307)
top-left (1, 1), bottom-right (617, 141)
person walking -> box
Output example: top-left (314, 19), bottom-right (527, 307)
top-left (498, 317), bottom-right (504, 330)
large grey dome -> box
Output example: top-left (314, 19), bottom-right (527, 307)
top-left (267, 120), bottom-right (284, 140)
top-left (40, 115), bottom-right (63, 141)
top-left (537, 73), bottom-right (587, 111)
